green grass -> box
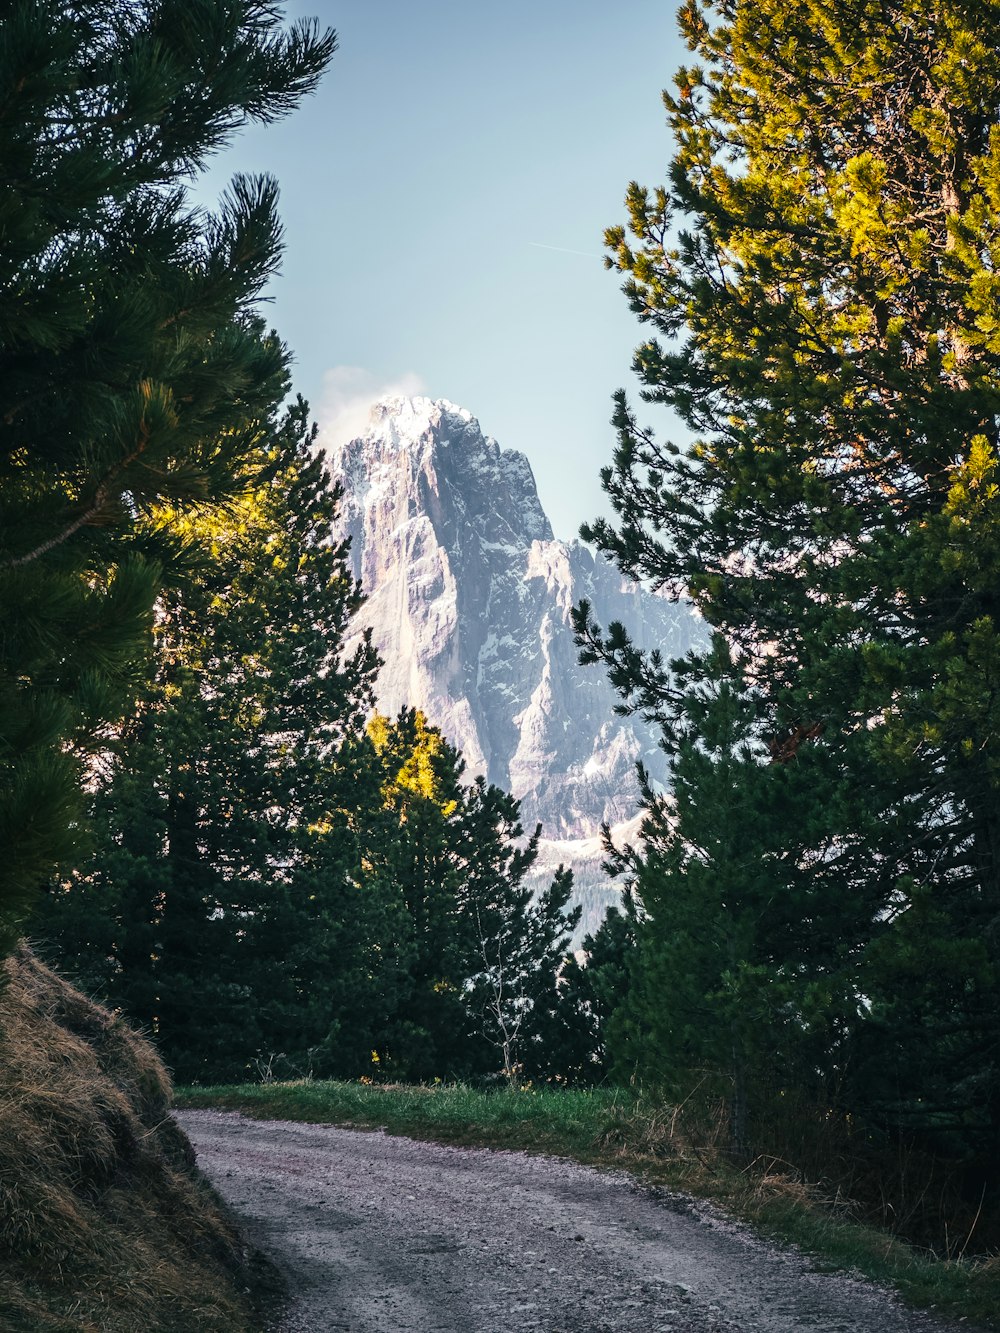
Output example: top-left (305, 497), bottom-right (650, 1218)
top-left (176, 1079), bottom-right (620, 1154)
top-left (175, 1079), bottom-right (1000, 1330)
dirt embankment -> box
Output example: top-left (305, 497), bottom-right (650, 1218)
top-left (181, 1108), bottom-right (975, 1333)
top-left (0, 948), bottom-right (276, 1332)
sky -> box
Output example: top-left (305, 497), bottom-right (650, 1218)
top-left (193, 1), bottom-right (687, 540)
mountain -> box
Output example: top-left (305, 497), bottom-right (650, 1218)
top-left (330, 396), bottom-right (701, 935)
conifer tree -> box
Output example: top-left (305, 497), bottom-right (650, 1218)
top-left (39, 404), bottom-right (380, 1082)
top-left (603, 642), bottom-right (864, 1140)
top-left (359, 711), bottom-right (579, 1082)
top-left (556, 903), bottom-right (635, 1085)
top-left (577, 0), bottom-right (1000, 1172)
top-left (43, 654), bottom-right (579, 1084)
top-left (0, 1), bottom-right (336, 953)
top-left (361, 710), bottom-right (469, 1079)
top-left (457, 777), bottom-right (578, 1083)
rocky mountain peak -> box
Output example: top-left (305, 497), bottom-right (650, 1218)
top-left (337, 396), bottom-right (552, 556)
top-left (330, 396), bottom-right (701, 933)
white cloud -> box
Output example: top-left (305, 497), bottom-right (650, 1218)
top-left (315, 366), bottom-right (426, 452)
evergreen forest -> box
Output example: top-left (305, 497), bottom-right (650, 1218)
top-left (4, 0), bottom-right (1000, 1271)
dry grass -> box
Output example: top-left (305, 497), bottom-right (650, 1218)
top-left (0, 946), bottom-right (278, 1332)
top-left (593, 1096), bottom-right (1000, 1328)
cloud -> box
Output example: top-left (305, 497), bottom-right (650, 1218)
top-left (315, 366), bottom-right (426, 452)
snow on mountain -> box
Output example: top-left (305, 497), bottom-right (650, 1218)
top-left (330, 396), bottom-right (702, 937)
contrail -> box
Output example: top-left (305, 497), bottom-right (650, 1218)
top-left (529, 241), bottom-right (602, 259)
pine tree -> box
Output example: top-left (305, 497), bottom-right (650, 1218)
top-left (604, 642), bottom-right (864, 1143)
top-left (555, 904), bottom-right (635, 1086)
top-left (457, 777), bottom-right (579, 1084)
top-left (361, 710), bottom-right (469, 1080)
top-left (363, 711), bottom-right (579, 1083)
top-left (576, 0), bottom-right (1000, 1176)
top-left (38, 404), bottom-right (380, 1082)
top-left (0, 2), bottom-right (336, 953)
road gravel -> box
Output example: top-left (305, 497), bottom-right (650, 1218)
top-left (177, 1109), bottom-right (972, 1333)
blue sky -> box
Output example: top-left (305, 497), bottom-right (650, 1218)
top-left (195, 1), bottom-right (687, 540)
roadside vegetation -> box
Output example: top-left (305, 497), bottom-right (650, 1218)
top-left (0, 950), bottom-right (279, 1332)
top-left (177, 1078), bottom-right (1000, 1331)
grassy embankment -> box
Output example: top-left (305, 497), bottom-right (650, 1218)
top-left (0, 949), bottom-right (281, 1332)
top-left (176, 1078), bottom-right (1000, 1330)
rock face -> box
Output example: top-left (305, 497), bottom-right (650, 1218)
top-left (330, 397), bottom-right (701, 934)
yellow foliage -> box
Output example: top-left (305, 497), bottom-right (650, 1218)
top-left (367, 711), bottom-right (458, 815)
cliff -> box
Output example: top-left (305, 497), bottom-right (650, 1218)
top-left (331, 397), bottom-right (701, 933)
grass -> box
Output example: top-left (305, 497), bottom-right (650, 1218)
top-left (177, 1078), bottom-right (620, 1153)
top-left (0, 947), bottom-right (281, 1332)
top-left (176, 1077), bottom-right (1000, 1330)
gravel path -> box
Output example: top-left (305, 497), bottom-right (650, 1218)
top-left (178, 1109), bottom-right (971, 1333)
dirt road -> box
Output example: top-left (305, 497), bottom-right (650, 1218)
top-left (178, 1109), bottom-right (969, 1333)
